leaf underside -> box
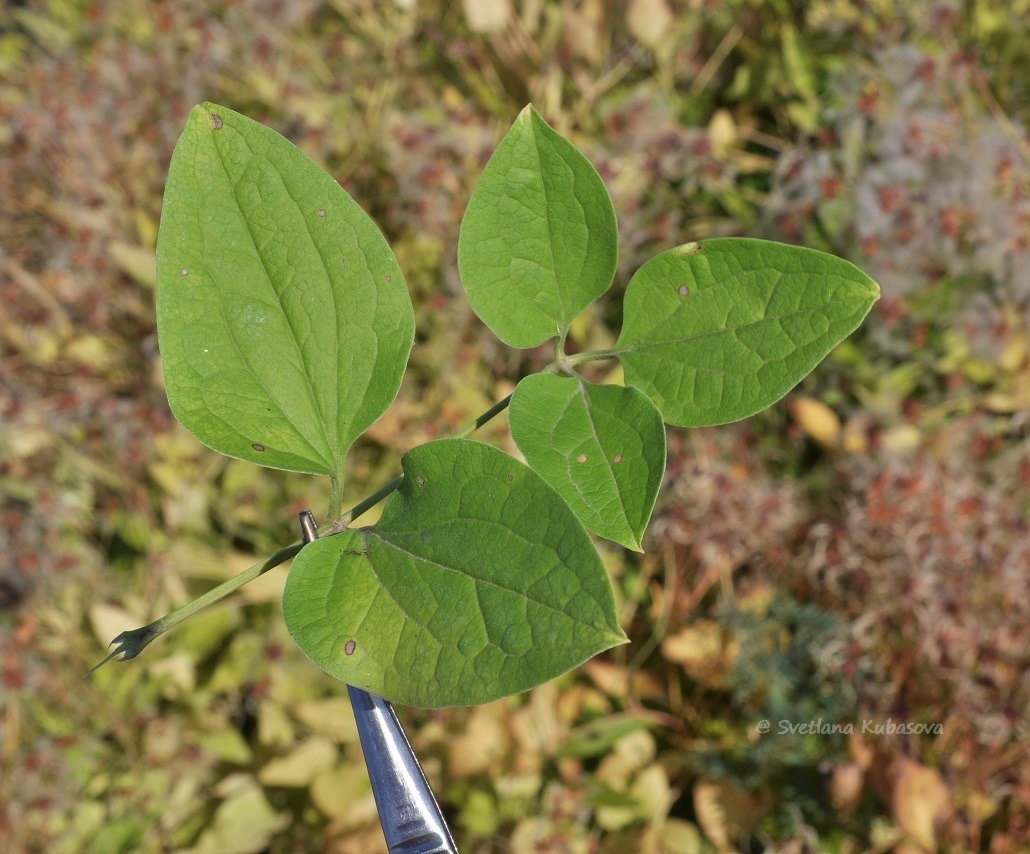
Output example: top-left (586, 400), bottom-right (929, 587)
top-left (282, 438), bottom-right (627, 708)
top-left (156, 102), bottom-right (414, 476)
top-left (616, 238), bottom-right (880, 427)
top-left (509, 374), bottom-right (666, 551)
top-left (457, 105), bottom-right (618, 349)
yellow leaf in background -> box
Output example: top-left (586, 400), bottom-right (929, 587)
top-left (583, 659), bottom-right (630, 698)
top-left (601, 362), bottom-right (626, 386)
top-left (882, 424), bottom-right (921, 454)
top-left (462, 0), bottom-right (511, 33)
top-left (893, 759), bottom-right (952, 852)
top-left (693, 778), bottom-right (766, 852)
top-left (564, 0), bottom-right (606, 64)
top-left (707, 109), bottom-right (737, 157)
top-left (630, 763), bottom-right (673, 824)
top-left (108, 240), bottom-right (156, 289)
top-left (789, 395), bottom-right (841, 448)
top-left (294, 698), bottom-right (359, 744)
top-left (310, 764), bottom-right (377, 826)
top-left (448, 702), bottom-right (510, 777)
top-left (997, 328), bottom-right (1027, 373)
top-left (614, 728), bottom-right (656, 770)
top-left (737, 583), bottom-right (776, 617)
top-left (830, 762), bottom-right (864, 816)
top-left (198, 729), bottom-right (253, 765)
top-left (511, 683), bottom-right (564, 771)
top-left (88, 603), bottom-right (139, 648)
top-left (65, 334), bottom-right (113, 370)
top-left (842, 415), bottom-right (870, 454)
top-left (626, 0), bottom-right (674, 50)
top-left (258, 701), bottom-right (296, 748)
top-left (662, 620), bottom-right (735, 688)
top-left (660, 818), bottom-right (704, 854)
top-left (188, 781), bottom-right (288, 854)
top-left (148, 651), bottom-right (196, 698)
top-left (257, 737), bottom-right (338, 787)
top-left (6, 424), bottom-right (55, 459)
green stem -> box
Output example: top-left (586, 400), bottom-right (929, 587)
top-left (325, 393), bottom-right (514, 533)
top-left (87, 393), bottom-right (516, 677)
top-left (565, 347), bottom-right (620, 367)
top-left (85, 541), bottom-right (302, 678)
top-left (455, 393), bottom-right (512, 439)
top-left (327, 475), bottom-right (344, 523)
top-left (339, 475), bottom-right (403, 526)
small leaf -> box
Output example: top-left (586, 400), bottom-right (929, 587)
top-left (458, 105), bottom-right (618, 348)
top-left (509, 374), bottom-right (666, 550)
top-left (283, 438), bottom-right (626, 708)
top-left (156, 103), bottom-right (414, 476)
top-left (616, 239), bottom-right (879, 426)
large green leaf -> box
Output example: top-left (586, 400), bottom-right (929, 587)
top-left (457, 105), bottom-right (618, 349)
top-left (616, 239), bottom-right (879, 426)
top-left (509, 374), bottom-right (666, 551)
top-left (282, 438), bottom-right (626, 708)
top-left (156, 103), bottom-right (414, 476)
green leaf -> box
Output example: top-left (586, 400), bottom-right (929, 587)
top-left (615, 239), bottom-right (879, 427)
top-left (156, 103), bottom-right (414, 477)
top-left (282, 438), bottom-right (626, 708)
top-left (457, 105), bottom-right (618, 349)
top-left (509, 374), bottom-right (666, 551)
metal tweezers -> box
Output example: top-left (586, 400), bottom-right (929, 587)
top-left (299, 510), bottom-right (458, 854)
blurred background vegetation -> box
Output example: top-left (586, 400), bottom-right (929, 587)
top-left (1, 0), bottom-right (1028, 851)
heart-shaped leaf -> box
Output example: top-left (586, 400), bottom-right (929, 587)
top-left (156, 103), bottom-right (414, 477)
top-left (457, 105), bottom-right (618, 349)
top-left (616, 239), bottom-right (879, 426)
top-left (509, 374), bottom-right (666, 551)
top-left (282, 438), bottom-right (627, 708)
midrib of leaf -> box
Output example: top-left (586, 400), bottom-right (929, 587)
top-left (209, 130), bottom-right (336, 471)
top-left (618, 296), bottom-right (860, 358)
top-left (577, 382), bottom-right (634, 538)
top-left (547, 388), bottom-right (621, 526)
top-left (276, 175), bottom-right (346, 470)
top-left (529, 124), bottom-right (566, 335)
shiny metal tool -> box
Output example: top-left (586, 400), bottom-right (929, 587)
top-left (299, 510), bottom-right (458, 854)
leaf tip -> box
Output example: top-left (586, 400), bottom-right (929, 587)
top-left (609, 627), bottom-right (631, 647)
top-left (193, 102), bottom-right (230, 133)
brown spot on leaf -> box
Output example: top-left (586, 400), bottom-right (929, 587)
top-left (507, 474), bottom-right (514, 482)
top-left (678, 284), bottom-right (690, 297)
top-left (317, 209), bottom-right (326, 217)
top-left (251, 443), bottom-right (265, 452)
top-left (415, 475), bottom-right (425, 486)
top-left (180, 268), bottom-right (188, 277)
top-left (613, 454), bottom-right (623, 463)
top-left (385, 275), bottom-right (392, 282)
top-left (344, 640), bottom-right (356, 656)
top-left (577, 454), bottom-right (587, 463)
top-left (678, 242), bottom-right (702, 255)
top-left (211, 114), bottom-right (223, 130)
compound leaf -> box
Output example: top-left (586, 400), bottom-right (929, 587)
top-left (616, 239), bottom-right (879, 426)
top-left (457, 105), bottom-right (618, 349)
top-left (509, 374), bottom-right (666, 551)
top-left (282, 438), bottom-right (626, 708)
top-left (156, 103), bottom-right (414, 476)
